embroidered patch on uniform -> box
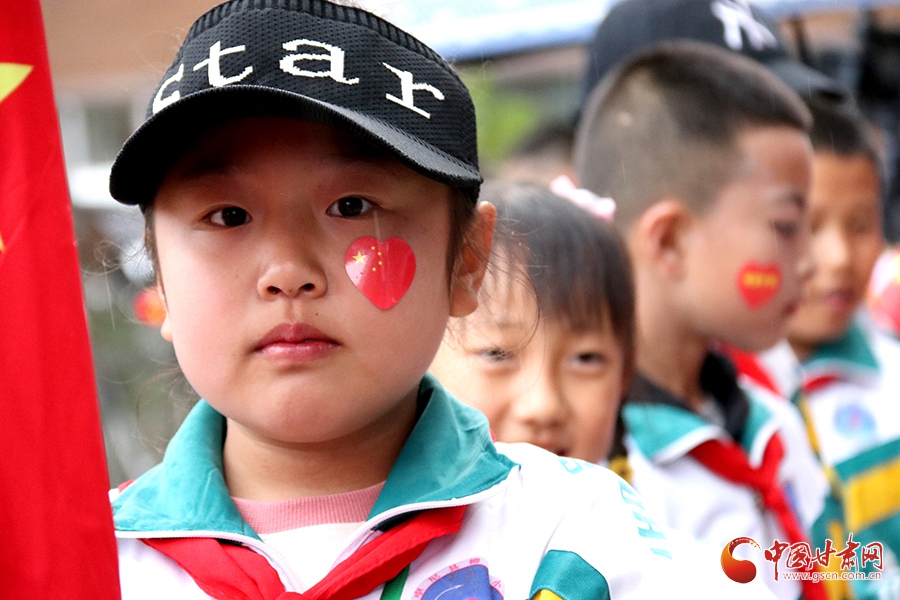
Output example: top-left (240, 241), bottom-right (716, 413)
top-left (737, 263), bottom-right (781, 308)
top-left (413, 559), bottom-right (503, 600)
top-left (345, 237), bottom-right (416, 309)
top-left (834, 404), bottom-right (876, 438)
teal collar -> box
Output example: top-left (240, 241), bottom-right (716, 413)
top-left (623, 402), bottom-right (720, 462)
top-left (803, 322), bottom-right (878, 384)
top-left (113, 373), bottom-right (516, 538)
top-left (624, 399), bottom-right (773, 464)
top-left (624, 355), bottom-right (776, 464)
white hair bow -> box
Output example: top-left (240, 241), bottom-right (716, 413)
top-left (550, 175), bottom-right (616, 222)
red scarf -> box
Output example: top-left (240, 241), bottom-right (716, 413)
top-left (142, 504), bottom-right (467, 600)
top-left (690, 434), bottom-right (826, 600)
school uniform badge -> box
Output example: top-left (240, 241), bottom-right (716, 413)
top-left (414, 559), bottom-right (503, 600)
top-left (834, 403), bottom-right (876, 438)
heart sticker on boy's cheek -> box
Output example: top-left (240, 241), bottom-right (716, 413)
top-left (737, 263), bottom-right (781, 309)
top-left (345, 237), bottom-right (416, 310)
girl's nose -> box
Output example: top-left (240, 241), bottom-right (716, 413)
top-left (510, 370), bottom-right (568, 427)
top-left (256, 236), bottom-right (327, 301)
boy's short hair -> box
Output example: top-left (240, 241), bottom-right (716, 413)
top-left (109, 0), bottom-right (481, 208)
top-left (807, 99), bottom-right (880, 166)
top-left (574, 41), bottom-right (812, 229)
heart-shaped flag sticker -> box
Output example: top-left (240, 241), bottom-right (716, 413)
top-left (345, 237), bottom-right (416, 310)
top-left (737, 263), bottom-right (781, 309)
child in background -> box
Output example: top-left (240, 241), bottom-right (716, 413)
top-left (430, 182), bottom-right (778, 599)
top-left (575, 41), bottom-right (829, 600)
top-left (106, 1), bottom-right (683, 598)
top-left (749, 100), bottom-right (900, 599)
top-left (429, 181), bottom-right (635, 467)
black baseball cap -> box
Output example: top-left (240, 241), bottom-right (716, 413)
top-left (581, 0), bottom-right (849, 108)
top-left (110, 0), bottom-right (481, 206)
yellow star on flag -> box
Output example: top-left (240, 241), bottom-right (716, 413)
top-left (352, 251), bottom-right (366, 264)
top-left (0, 63), bottom-right (32, 105)
top-left (0, 63), bottom-right (32, 253)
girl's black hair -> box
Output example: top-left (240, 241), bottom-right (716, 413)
top-left (481, 181), bottom-right (636, 465)
top-left (481, 180), bottom-right (636, 390)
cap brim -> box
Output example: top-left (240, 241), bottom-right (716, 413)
top-left (765, 58), bottom-right (851, 105)
top-left (109, 86), bottom-right (482, 206)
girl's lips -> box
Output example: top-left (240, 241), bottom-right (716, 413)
top-left (255, 323), bottom-right (339, 361)
top-left (821, 289), bottom-right (857, 316)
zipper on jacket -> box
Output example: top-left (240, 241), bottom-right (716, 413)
top-left (116, 470), bottom-right (515, 593)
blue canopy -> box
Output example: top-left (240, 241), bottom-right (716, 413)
top-left (382, 0), bottom-right (612, 61)
top-left (755, 0), bottom-right (900, 16)
top-left (383, 0), bottom-right (900, 62)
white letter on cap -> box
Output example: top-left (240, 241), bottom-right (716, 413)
top-left (280, 40), bottom-right (360, 85)
top-left (193, 41), bottom-right (254, 87)
top-left (711, 0), bottom-right (777, 51)
top-left (383, 63), bottom-right (444, 119)
top-left (152, 64), bottom-right (184, 114)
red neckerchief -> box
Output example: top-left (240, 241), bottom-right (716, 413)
top-left (720, 345), bottom-right (782, 397)
top-left (689, 434), bottom-right (826, 600)
top-left (142, 504), bottom-right (467, 600)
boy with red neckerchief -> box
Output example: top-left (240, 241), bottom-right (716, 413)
top-left (575, 40), bottom-right (829, 600)
top-left (741, 99), bottom-right (900, 600)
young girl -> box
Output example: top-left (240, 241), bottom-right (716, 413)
top-left (429, 181), bottom-right (634, 468)
top-left (106, 1), bottom-right (683, 598)
top-left (429, 181), bottom-right (778, 600)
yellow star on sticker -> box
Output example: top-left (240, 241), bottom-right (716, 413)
top-left (352, 251), bottom-right (366, 264)
top-left (0, 63), bottom-right (32, 105)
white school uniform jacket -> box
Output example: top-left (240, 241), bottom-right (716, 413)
top-left (113, 374), bottom-right (727, 600)
top-left (622, 353), bottom-right (829, 600)
top-left (756, 320), bottom-right (900, 599)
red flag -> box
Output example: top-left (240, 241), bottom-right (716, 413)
top-left (0, 2), bottom-right (120, 597)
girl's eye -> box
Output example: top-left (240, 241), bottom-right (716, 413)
top-left (209, 207), bottom-right (251, 227)
top-left (475, 348), bottom-right (513, 363)
top-left (326, 197), bottom-right (375, 218)
top-left (771, 220), bottom-right (800, 239)
top-left (573, 352), bottom-right (606, 365)
top-left (572, 352), bottom-right (606, 368)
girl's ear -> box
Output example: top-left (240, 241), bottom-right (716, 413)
top-left (157, 280), bottom-right (173, 342)
top-left (449, 201), bottom-right (496, 317)
top-left (630, 198), bottom-right (691, 281)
